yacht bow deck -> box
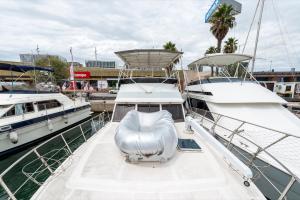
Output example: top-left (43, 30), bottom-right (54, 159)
top-left (32, 122), bottom-right (264, 200)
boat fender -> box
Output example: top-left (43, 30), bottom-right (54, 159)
top-left (9, 131), bottom-right (18, 144)
top-left (63, 115), bottom-right (68, 124)
top-left (47, 119), bottom-right (54, 131)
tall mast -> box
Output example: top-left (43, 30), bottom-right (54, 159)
top-left (250, 0), bottom-right (265, 74)
top-left (69, 47), bottom-right (76, 97)
top-left (95, 47), bottom-right (98, 65)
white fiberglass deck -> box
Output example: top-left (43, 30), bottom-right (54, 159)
top-left (32, 122), bottom-right (264, 200)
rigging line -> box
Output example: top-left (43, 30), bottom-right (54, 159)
top-left (271, 0), bottom-right (296, 69)
top-left (242, 0), bottom-right (261, 53)
top-left (234, 0), bottom-right (260, 77)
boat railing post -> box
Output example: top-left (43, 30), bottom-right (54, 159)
top-left (248, 147), bottom-right (262, 166)
top-left (201, 110), bottom-right (207, 123)
top-left (278, 176), bottom-right (296, 200)
top-left (79, 124), bottom-right (87, 141)
top-left (0, 176), bottom-right (16, 200)
top-left (210, 115), bottom-right (221, 133)
top-left (60, 134), bottom-right (72, 154)
top-left (227, 122), bottom-right (245, 148)
top-left (33, 149), bottom-right (53, 174)
top-left (91, 118), bottom-right (96, 133)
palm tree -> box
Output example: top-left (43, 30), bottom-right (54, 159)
top-left (223, 37), bottom-right (238, 53)
top-left (205, 46), bottom-right (218, 55)
top-left (163, 41), bottom-right (178, 52)
top-left (209, 4), bottom-right (236, 53)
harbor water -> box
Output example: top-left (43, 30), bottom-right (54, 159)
top-left (0, 113), bottom-right (110, 200)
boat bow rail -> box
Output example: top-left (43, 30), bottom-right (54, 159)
top-left (0, 112), bottom-right (110, 200)
top-left (189, 108), bottom-right (300, 200)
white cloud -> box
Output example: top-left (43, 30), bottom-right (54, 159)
top-left (0, 0), bottom-right (299, 71)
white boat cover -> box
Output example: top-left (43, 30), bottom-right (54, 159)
top-left (115, 110), bottom-right (178, 162)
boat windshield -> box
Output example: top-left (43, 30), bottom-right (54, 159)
top-left (0, 105), bottom-right (12, 118)
top-left (188, 77), bottom-right (248, 86)
top-left (113, 103), bottom-right (184, 122)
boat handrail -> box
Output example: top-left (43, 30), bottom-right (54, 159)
top-left (189, 108), bottom-right (299, 200)
top-left (0, 112), bottom-right (110, 200)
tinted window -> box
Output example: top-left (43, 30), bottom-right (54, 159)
top-left (37, 100), bottom-right (61, 111)
top-left (162, 104), bottom-right (184, 122)
top-left (137, 104), bottom-right (160, 113)
top-left (189, 98), bottom-right (214, 120)
top-left (4, 106), bottom-right (16, 117)
top-left (24, 103), bottom-right (34, 112)
top-left (113, 104), bottom-right (135, 122)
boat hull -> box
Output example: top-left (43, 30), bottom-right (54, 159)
top-left (0, 106), bottom-right (91, 157)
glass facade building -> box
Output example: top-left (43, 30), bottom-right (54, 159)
top-left (85, 60), bottom-right (116, 68)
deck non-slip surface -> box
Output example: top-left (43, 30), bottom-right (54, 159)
top-left (33, 122), bottom-right (265, 200)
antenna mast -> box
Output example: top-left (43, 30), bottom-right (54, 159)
top-left (36, 44), bottom-right (40, 55)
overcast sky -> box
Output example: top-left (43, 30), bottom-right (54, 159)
top-left (0, 0), bottom-right (299, 71)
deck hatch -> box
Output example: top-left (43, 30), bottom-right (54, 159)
top-left (177, 138), bottom-right (202, 151)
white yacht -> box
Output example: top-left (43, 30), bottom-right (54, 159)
top-left (0, 63), bottom-right (91, 157)
top-left (2, 49), bottom-right (265, 200)
top-left (184, 53), bottom-right (300, 199)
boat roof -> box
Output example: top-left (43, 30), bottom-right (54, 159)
top-left (188, 53), bottom-right (252, 68)
top-left (187, 81), bottom-right (286, 104)
top-left (115, 49), bottom-right (183, 68)
top-left (115, 83), bottom-right (183, 103)
top-left (0, 63), bottom-right (53, 72)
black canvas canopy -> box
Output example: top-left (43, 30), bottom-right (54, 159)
top-left (0, 63), bottom-right (53, 72)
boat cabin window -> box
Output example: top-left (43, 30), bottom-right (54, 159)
top-left (113, 104), bottom-right (135, 122)
top-left (189, 98), bottom-right (214, 120)
top-left (37, 100), bottom-right (61, 111)
top-left (162, 104), bottom-right (184, 122)
top-left (137, 104), bottom-right (160, 113)
top-left (2, 103), bottom-right (34, 118)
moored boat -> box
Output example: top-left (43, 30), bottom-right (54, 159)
top-left (0, 63), bottom-right (91, 157)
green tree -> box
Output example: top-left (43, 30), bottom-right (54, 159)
top-left (163, 41), bottom-right (180, 74)
top-left (35, 57), bottom-right (69, 82)
top-left (223, 37), bottom-right (238, 53)
top-left (209, 4), bottom-right (236, 53)
top-left (205, 46), bottom-right (218, 55)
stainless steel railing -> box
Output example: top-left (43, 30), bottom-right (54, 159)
top-left (0, 112), bottom-right (110, 200)
top-left (189, 107), bottom-right (300, 200)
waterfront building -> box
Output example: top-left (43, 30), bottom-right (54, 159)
top-left (19, 54), bottom-right (67, 64)
top-left (67, 62), bottom-right (83, 67)
top-left (85, 60), bottom-right (116, 68)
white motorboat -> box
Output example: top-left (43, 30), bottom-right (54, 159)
top-left (0, 63), bottom-right (91, 157)
top-left (0, 49), bottom-right (265, 200)
top-left (184, 53), bottom-right (300, 199)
